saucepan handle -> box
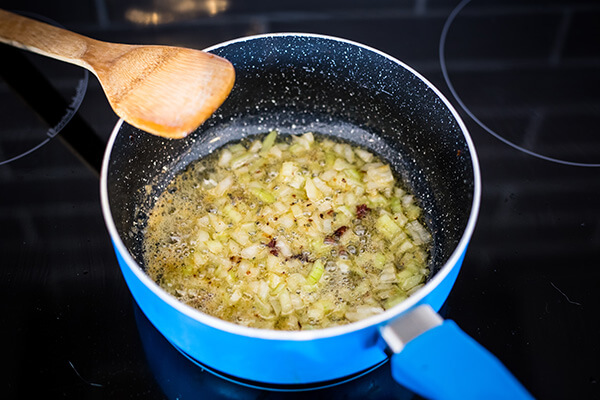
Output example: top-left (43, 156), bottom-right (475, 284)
top-left (381, 305), bottom-right (534, 400)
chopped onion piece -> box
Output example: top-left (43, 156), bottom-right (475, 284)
top-left (241, 243), bottom-right (263, 259)
top-left (218, 149), bottom-right (232, 167)
top-left (280, 161), bottom-right (298, 179)
top-left (355, 148), bottom-right (374, 163)
top-left (279, 289), bottom-right (294, 315)
top-left (406, 220), bottom-right (432, 245)
top-left (345, 306), bottom-right (384, 322)
top-left (304, 178), bottom-right (323, 202)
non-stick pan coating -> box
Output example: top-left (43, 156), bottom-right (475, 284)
top-left (105, 35), bottom-right (475, 283)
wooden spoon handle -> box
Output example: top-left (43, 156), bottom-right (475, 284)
top-left (0, 9), bottom-right (97, 70)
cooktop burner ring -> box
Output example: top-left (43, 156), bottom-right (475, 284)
top-left (0, 11), bottom-right (89, 166)
top-left (439, 0), bottom-right (600, 168)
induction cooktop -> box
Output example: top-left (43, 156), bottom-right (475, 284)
top-left (1, 1), bottom-right (599, 399)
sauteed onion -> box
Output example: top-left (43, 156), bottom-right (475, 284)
top-left (143, 131), bottom-right (431, 330)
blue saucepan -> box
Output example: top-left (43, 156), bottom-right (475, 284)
top-left (100, 34), bottom-right (532, 399)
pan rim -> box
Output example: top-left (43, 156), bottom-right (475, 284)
top-left (100, 32), bottom-right (481, 342)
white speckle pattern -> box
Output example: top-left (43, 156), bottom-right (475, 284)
top-left (104, 34), bottom-right (479, 329)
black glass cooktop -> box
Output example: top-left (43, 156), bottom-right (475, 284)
top-left (1, 1), bottom-right (599, 399)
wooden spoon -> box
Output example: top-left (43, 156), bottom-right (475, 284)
top-left (0, 9), bottom-right (235, 139)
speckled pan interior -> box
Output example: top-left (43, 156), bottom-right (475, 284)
top-left (105, 34), bottom-right (475, 281)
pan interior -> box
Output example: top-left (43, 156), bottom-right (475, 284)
top-left (105, 34), bottom-right (475, 289)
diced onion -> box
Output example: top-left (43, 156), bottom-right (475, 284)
top-left (144, 131), bottom-right (431, 331)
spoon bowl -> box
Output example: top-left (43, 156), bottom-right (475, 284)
top-left (0, 9), bottom-right (235, 139)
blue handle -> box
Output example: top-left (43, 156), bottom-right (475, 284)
top-left (390, 320), bottom-right (534, 400)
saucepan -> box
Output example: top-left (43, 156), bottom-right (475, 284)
top-left (100, 33), bottom-right (532, 399)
